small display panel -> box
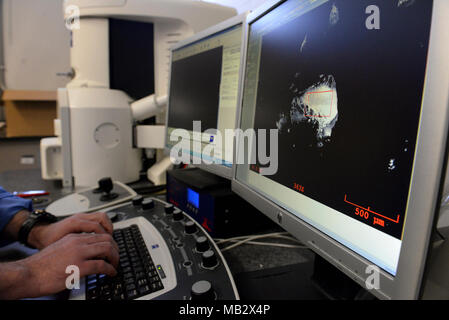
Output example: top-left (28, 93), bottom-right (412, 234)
top-left (187, 188), bottom-right (200, 209)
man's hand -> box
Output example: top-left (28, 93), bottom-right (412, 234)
top-left (0, 232), bottom-right (119, 299)
top-left (28, 212), bottom-right (114, 250)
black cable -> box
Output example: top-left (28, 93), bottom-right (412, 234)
top-left (132, 185), bottom-right (166, 195)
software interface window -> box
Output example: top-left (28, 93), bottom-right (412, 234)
top-left (166, 25), bottom-right (243, 167)
top-left (236, 0), bottom-right (433, 275)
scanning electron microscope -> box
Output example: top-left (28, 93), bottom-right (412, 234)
top-left (40, 0), bottom-right (236, 188)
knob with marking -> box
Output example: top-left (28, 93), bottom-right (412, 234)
top-left (195, 236), bottom-right (210, 253)
top-left (142, 198), bottom-right (155, 210)
top-left (202, 250), bottom-right (218, 269)
top-left (173, 209), bottom-right (184, 221)
top-left (185, 221), bottom-right (197, 234)
top-left (191, 280), bottom-right (216, 301)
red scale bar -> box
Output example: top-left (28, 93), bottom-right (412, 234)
top-left (344, 194), bottom-right (400, 224)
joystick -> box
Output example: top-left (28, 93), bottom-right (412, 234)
top-left (97, 177), bottom-right (119, 202)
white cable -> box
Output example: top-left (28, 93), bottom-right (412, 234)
top-left (239, 241), bottom-right (308, 249)
top-left (217, 233), bottom-right (307, 252)
top-left (220, 238), bottom-right (308, 250)
top-left (215, 232), bottom-right (289, 245)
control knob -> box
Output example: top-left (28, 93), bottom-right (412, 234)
top-left (191, 280), bottom-right (216, 301)
top-left (195, 236), bottom-right (210, 253)
top-left (202, 250), bottom-right (218, 269)
top-left (164, 204), bottom-right (174, 214)
top-left (142, 198), bottom-right (155, 210)
top-left (173, 209), bottom-right (184, 221)
top-left (185, 221), bottom-right (197, 234)
top-left (132, 195), bottom-right (143, 206)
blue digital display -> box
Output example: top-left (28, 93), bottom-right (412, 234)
top-left (187, 188), bottom-right (200, 209)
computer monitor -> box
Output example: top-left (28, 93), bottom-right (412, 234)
top-left (165, 14), bottom-right (247, 179)
top-left (232, 0), bottom-right (449, 299)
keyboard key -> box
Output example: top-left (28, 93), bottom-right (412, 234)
top-left (127, 289), bottom-right (138, 299)
top-left (138, 285), bottom-right (152, 295)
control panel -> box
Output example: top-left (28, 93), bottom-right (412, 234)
top-left (78, 196), bottom-right (239, 300)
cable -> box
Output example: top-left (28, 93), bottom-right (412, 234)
top-left (215, 232), bottom-right (309, 252)
top-left (215, 232), bottom-right (289, 245)
top-left (222, 239), bottom-right (308, 250)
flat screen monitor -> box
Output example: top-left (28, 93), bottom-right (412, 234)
top-left (233, 0), bottom-right (449, 299)
top-left (165, 14), bottom-right (247, 179)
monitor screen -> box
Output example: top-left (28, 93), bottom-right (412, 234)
top-left (236, 0), bottom-right (433, 276)
top-left (166, 24), bottom-right (243, 169)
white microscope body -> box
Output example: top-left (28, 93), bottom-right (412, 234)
top-left (41, 0), bottom-right (236, 188)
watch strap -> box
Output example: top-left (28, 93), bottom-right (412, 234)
top-left (18, 210), bottom-right (57, 248)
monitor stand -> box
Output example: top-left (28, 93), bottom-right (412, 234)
top-left (234, 252), bottom-right (377, 300)
top-left (233, 254), bottom-right (325, 300)
top-left (310, 255), bottom-right (376, 300)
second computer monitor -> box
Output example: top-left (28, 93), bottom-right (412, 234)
top-left (166, 14), bottom-right (247, 179)
top-left (233, 0), bottom-right (449, 299)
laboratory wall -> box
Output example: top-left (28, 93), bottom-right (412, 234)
top-left (1, 0), bottom-right (71, 90)
top-left (0, 0), bottom-right (268, 91)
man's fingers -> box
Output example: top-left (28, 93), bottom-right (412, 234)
top-left (82, 241), bottom-right (120, 268)
top-left (77, 233), bottom-right (119, 252)
top-left (75, 212), bottom-right (114, 234)
top-left (81, 260), bottom-right (117, 278)
top-left (70, 218), bottom-right (108, 236)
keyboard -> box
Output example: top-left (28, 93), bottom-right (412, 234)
top-left (86, 225), bottom-right (164, 300)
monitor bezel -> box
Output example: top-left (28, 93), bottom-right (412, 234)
top-left (231, 0), bottom-right (449, 300)
top-left (164, 13), bottom-right (249, 180)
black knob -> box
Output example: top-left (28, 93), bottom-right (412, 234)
top-left (185, 221), bottom-right (197, 234)
top-left (173, 209), bottom-right (184, 221)
top-left (196, 236), bottom-right (210, 253)
top-left (142, 199), bottom-right (155, 210)
top-left (98, 177), bottom-right (113, 194)
top-left (191, 280), bottom-right (215, 301)
top-left (132, 196), bottom-right (143, 206)
top-left (202, 250), bottom-right (218, 269)
top-left (164, 204), bottom-right (174, 214)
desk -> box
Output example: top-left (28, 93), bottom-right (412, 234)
top-left (0, 169), bottom-right (324, 300)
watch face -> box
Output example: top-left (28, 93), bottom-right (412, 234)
top-left (32, 210), bottom-right (45, 217)
top-left (33, 210), bottom-right (58, 223)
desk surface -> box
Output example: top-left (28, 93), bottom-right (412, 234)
top-left (0, 169), bottom-right (321, 300)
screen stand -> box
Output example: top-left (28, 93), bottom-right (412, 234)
top-left (422, 238), bottom-right (449, 299)
top-left (311, 255), bottom-right (376, 300)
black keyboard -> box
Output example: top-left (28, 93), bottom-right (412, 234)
top-left (86, 225), bottom-right (164, 300)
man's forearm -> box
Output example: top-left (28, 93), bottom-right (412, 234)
top-left (0, 210), bottom-right (46, 249)
top-left (0, 261), bottom-right (33, 300)
top-left (0, 210), bottom-right (30, 243)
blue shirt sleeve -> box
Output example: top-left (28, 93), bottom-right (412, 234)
top-left (0, 186), bottom-right (33, 236)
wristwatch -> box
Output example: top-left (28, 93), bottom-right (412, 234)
top-left (18, 210), bottom-right (58, 248)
